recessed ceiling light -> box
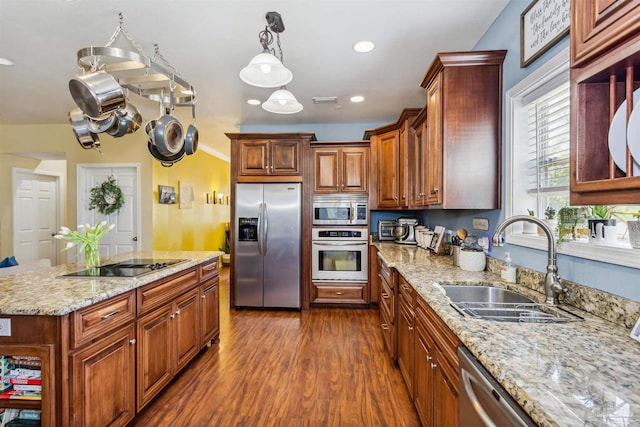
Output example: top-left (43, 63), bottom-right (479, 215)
top-left (350, 95), bottom-right (365, 103)
top-left (0, 57), bottom-right (15, 66)
top-left (247, 99), bottom-right (261, 106)
top-left (353, 40), bottom-right (375, 53)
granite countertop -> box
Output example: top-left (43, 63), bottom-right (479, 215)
top-left (0, 251), bottom-right (222, 316)
top-left (374, 242), bottom-right (639, 427)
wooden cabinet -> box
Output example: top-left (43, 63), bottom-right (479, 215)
top-left (571, 0), bottom-right (640, 67)
top-left (366, 109), bottom-right (421, 209)
top-left (419, 50), bottom-right (506, 209)
top-left (70, 324), bottom-right (136, 427)
top-left (311, 282), bottom-right (368, 304)
top-left (312, 145), bottom-right (369, 194)
top-left (368, 244), bottom-right (380, 304)
top-left (69, 291), bottom-right (137, 427)
top-left (137, 287), bottom-right (200, 410)
top-left (411, 108), bottom-right (429, 208)
top-left (200, 278), bottom-right (220, 346)
top-left (570, 2), bottom-right (640, 204)
top-left (414, 295), bottom-right (462, 427)
top-left (377, 254), bottom-right (396, 360)
top-left (397, 276), bottom-right (415, 398)
top-left (227, 133), bottom-right (316, 183)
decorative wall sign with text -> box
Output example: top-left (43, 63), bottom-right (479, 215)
top-left (521, 0), bottom-right (570, 67)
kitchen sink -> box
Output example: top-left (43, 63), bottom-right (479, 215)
top-left (441, 285), bottom-right (535, 304)
top-left (440, 285), bottom-right (582, 323)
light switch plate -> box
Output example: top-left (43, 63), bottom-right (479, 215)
top-left (473, 218), bottom-right (489, 231)
top-left (0, 319), bottom-right (11, 336)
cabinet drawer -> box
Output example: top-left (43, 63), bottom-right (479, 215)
top-left (380, 302), bottom-right (395, 359)
top-left (137, 268), bottom-right (198, 315)
top-left (379, 274), bottom-right (395, 321)
top-left (378, 255), bottom-right (395, 288)
top-left (71, 291), bottom-right (136, 349)
top-left (398, 276), bottom-right (415, 302)
top-left (312, 283), bottom-right (367, 304)
top-left (200, 258), bottom-right (219, 282)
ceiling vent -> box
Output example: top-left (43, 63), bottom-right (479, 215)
top-left (312, 96), bottom-right (338, 105)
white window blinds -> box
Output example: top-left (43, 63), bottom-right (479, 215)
top-left (525, 82), bottom-right (570, 195)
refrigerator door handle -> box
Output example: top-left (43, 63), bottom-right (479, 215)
top-left (257, 202), bottom-right (264, 256)
top-left (263, 203), bottom-right (269, 256)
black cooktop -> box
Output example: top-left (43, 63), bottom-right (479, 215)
top-left (60, 258), bottom-right (186, 278)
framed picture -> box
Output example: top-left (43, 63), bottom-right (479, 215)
top-left (158, 185), bottom-right (177, 204)
top-left (630, 316), bottom-right (640, 342)
top-left (520, 0), bottom-right (570, 67)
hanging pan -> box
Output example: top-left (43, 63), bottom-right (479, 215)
top-left (148, 141), bottom-right (185, 167)
top-left (69, 108), bottom-right (101, 152)
top-left (107, 102), bottom-right (142, 137)
top-left (184, 102), bottom-right (198, 155)
top-left (152, 86), bottom-right (184, 156)
top-left (69, 71), bottom-right (126, 119)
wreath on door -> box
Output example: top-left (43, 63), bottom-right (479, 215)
top-left (88, 176), bottom-right (125, 215)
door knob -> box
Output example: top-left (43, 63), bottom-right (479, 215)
top-left (132, 236), bottom-right (138, 242)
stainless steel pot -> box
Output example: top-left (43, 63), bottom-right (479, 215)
top-left (69, 108), bottom-right (101, 151)
top-left (184, 103), bottom-right (198, 155)
top-left (107, 103), bottom-right (142, 137)
top-left (87, 113), bottom-right (116, 134)
top-left (153, 114), bottom-right (184, 156)
top-left (69, 71), bottom-right (126, 119)
top-left (148, 141), bottom-right (185, 167)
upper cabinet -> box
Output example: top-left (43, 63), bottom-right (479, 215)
top-left (411, 108), bottom-right (428, 208)
top-left (365, 109), bottom-right (421, 209)
top-left (419, 50), bottom-right (506, 209)
top-left (312, 143), bottom-right (369, 194)
top-left (571, 0), bottom-right (640, 67)
top-left (570, 1), bottom-right (640, 204)
top-left (227, 133), bottom-right (316, 182)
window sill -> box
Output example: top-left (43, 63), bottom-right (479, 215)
top-left (505, 233), bottom-right (640, 269)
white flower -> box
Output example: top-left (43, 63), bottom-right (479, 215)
top-left (66, 241), bottom-right (75, 249)
top-left (59, 226), bottom-right (71, 235)
top-left (99, 220), bottom-right (107, 227)
top-left (108, 224), bottom-right (116, 230)
top-left (77, 224), bottom-right (85, 229)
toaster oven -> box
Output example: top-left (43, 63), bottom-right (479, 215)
top-left (377, 220), bottom-right (396, 241)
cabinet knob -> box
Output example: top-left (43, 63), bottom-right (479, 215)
top-left (426, 356), bottom-right (432, 361)
top-left (431, 363), bottom-right (437, 369)
top-left (175, 310), bottom-right (181, 316)
top-left (408, 326), bottom-right (414, 331)
top-left (419, 192), bottom-right (425, 197)
top-left (381, 293), bottom-right (390, 299)
top-left (129, 339), bottom-right (136, 345)
top-left (170, 314), bottom-right (175, 319)
top-left (431, 187), bottom-right (438, 194)
top-left (335, 291), bottom-right (345, 295)
top-left (201, 295), bottom-right (206, 299)
top-left (381, 323), bottom-right (390, 330)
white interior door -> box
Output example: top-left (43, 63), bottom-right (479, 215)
top-left (77, 165), bottom-right (141, 261)
top-left (12, 169), bottom-right (61, 265)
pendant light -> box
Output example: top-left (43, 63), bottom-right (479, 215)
top-left (239, 12), bottom-right (293, 88)
top-left (262, 87), bottom-right (303, 114)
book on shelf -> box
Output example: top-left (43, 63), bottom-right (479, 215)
top-left (5, 419), bottom-right (41, 427)
top-left (0, 389), bottom-right (41, 401)
top-left (10, 385), bottom-right (41, 393)
top-left (5, 359), bottom-right (40, 369)
top-left (0, 408), bottom-right (20, 427)
top-left (4, 376), bottom-right (41, 386)
top-left (6, 370), bottom-right (40, 378)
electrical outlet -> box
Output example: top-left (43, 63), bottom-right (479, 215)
top-left (473, 218), bottom-right (489, 231)
top-left (0, 319), bottom-right (11, 336)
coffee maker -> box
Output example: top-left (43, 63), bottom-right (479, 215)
top-left (394, 217), bottom-right (418, 245)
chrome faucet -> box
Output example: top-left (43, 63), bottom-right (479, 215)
top-left (491, 215), bottom-right (568, 305)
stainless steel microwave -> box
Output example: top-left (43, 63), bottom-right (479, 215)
top-left (312, 195), bottom-right (368, 225)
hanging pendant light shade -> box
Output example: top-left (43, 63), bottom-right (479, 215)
top-left (262, 87), bottom-right (303, 114)
top-left (239, 51), bottom-right (293, 88)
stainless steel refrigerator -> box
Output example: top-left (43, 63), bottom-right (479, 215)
top-left (234, 183), bottom-right (301, 308)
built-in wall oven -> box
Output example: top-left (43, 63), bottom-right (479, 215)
top-left (312, 227), bottom-right (368, 282)
top-left (312, 195), bottom-right (368, 226)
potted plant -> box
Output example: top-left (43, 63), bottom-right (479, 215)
top-left (587, 205), bottom-right (617, 244)
top-left (556, 206), bottom-right (588, 243)
top-left (523, 209), bottom-right (539, 234)
top-left (627, 210), bottom-right (640, 249)
top-left (542, 206), bottom-right (557, 235)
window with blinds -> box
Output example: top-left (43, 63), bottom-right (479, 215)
top-left (525, 82), bottom-right (570, 213)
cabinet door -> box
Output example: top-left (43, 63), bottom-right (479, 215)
top-left (70, 324), bottom-right (136, 427)
top-left (572, 0), bottom-right (640, 66)
top-left (426, 74), bottom-right (443, 205)
top-left (434, 353), bottom-right (459, 427)
top-left (397, 293), bottom-right (414, 398)
top-left (341, 148), bottom-right (369, 193)
top-left (377, 131), bottom-right (400, 207)
top-left (174, 288), bottom-right (200, 371)
top-left (270, 140), bottom-right (300, 175)
top-left (200, 277), bottom-right (220, 346)
top-left (313, 148), bottom-right (340, 193)
top-left (414, 321), bottom-right (435, 427)
top-left (239, 140), bottom-right (270, 175)
top-left (413, 120), bottom-right (429, 207)
top-left (137, 304), bottom-right (174, 410)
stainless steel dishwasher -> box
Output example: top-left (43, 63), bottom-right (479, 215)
top-left (458, 347), bottom-right (536, 427)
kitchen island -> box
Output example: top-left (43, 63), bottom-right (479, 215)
top-left (0, 251), bottom-right (222, 427)
top-left (374, 242), bottom-right (639, 427)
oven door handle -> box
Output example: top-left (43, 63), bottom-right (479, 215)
top-left (350, 202), bottom-right (356, 223)
top-left (312, 242), bottom-right (367, 246)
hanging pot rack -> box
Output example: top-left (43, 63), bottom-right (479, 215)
top-left (75, 14), bottom-right (196, 106)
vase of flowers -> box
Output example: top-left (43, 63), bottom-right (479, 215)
top-left (54, 221), bottom-right (115, 268)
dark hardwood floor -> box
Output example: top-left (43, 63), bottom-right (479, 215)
top-left (129, 267), bottom-right (421, 426)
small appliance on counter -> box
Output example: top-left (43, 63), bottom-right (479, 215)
top-left (394, 217), bottom-right (418, 245)
top-left (377, 220), bottom-right (396, 241)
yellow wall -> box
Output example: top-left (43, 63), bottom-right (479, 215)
top-left (0, 123), bottom-right (230, 258)
top-left (152, 151), bottom-right (230, 251)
